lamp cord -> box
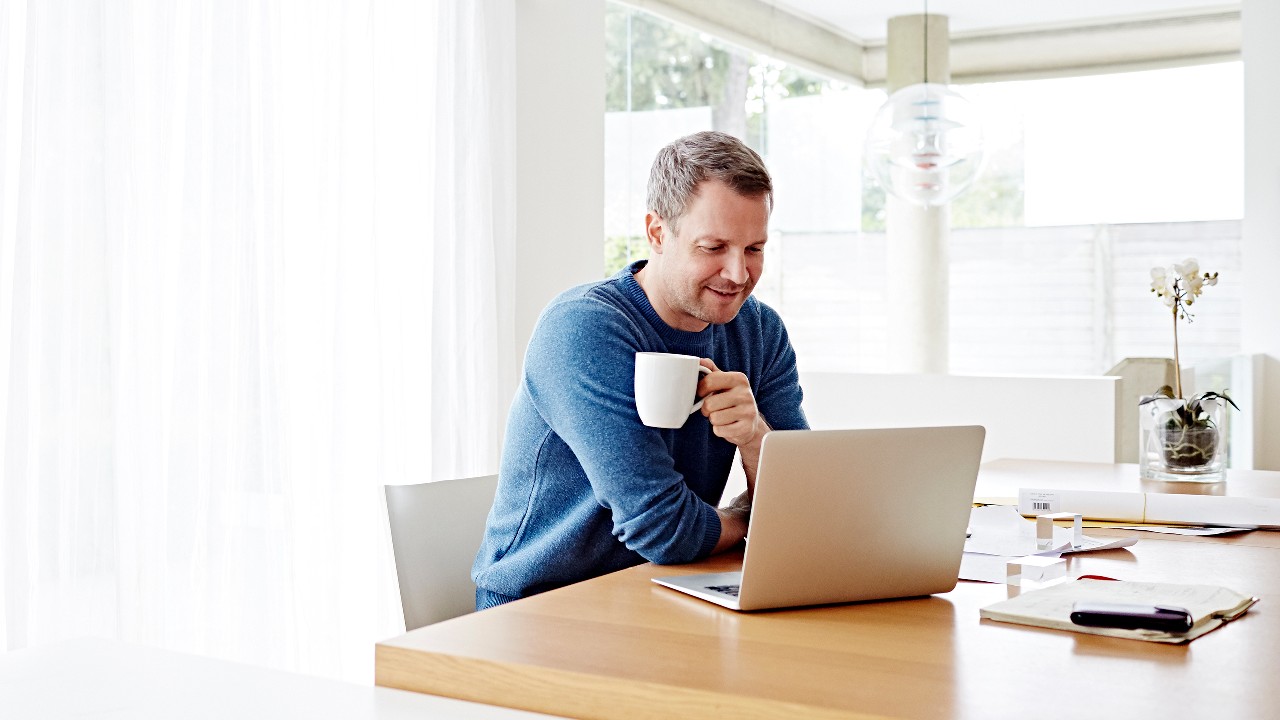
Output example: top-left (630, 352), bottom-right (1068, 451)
top-left (923, 0), bottom-right (929, 85)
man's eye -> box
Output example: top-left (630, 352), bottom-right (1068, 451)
top-left (699, 245), bottom-right (723, 253)
top-left (747, 246), bottom-right (765, 254)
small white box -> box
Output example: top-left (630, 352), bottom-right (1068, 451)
top-left (1005, 555), bottom-right (1067, 586)
top-left (1036, 511), bottom-right (1083, 550)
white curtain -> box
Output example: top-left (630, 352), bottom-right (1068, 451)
top-left (0, 0), bottom-right (515, 682)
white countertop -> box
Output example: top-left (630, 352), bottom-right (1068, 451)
top-left (0, 637), bottom-right (560, 719)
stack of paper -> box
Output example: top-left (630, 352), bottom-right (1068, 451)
top-left (965, 506), bottom-right (1137, 556)
top-left (959, 506), bottom-right (1138, 583)
top-left (980, 579), bottom-right (1258, 644)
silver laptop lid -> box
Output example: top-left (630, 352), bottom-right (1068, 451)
top-left (736, 426), bottom-right (985, 611)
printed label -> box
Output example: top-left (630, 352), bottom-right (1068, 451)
top-left (1020, 490), bottom-right (1060, 514)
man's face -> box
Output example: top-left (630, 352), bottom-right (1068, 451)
top-left (646, 179), bottom-right (769, 332)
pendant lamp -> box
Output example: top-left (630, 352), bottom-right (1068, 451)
top-left (864, 8), bottom-right (984, 207)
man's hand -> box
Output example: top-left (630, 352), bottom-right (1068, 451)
top-left (697, 358), bottom-right (767, 448)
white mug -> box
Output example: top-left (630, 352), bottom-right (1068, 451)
top-left (633, 352), bottom-right (712, 429)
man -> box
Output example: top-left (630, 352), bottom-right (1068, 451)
top-left (472, 131), bottom-right (807, 609)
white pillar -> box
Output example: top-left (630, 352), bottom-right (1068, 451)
top-left (885, 14), bottom-right (951, 374)
top-left (1242, 0), bottom-right (1280, 470)
top-left (515, 0), bottom-right (605, 371)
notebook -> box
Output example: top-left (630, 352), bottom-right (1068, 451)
top-left (979, 578), bottom-right (1258, 643)
top-left (652, 425), bottom-right (986, 611)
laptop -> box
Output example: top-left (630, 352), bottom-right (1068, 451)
top-left (652, 425), bottom-right (985, 611)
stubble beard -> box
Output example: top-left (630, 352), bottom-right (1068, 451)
top-left (673, 278), bottom-right (754, 327)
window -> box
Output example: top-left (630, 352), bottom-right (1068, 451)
top-left (604, 2), bottom-right (1243, 377)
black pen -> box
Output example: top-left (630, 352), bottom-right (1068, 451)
top-left (1070, 601), bottom-right (1193, 633)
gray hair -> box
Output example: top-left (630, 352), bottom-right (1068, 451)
top-left (646, 131), bottom-right (773, 230)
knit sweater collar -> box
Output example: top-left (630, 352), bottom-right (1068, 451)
top-left (620, 260), bottom-right (716, 348)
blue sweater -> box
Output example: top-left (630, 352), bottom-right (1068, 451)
top-left (472, 261), bottom-right (807, 599)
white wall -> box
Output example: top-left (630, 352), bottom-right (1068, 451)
top-left (720, 371), bottom-right (1122, 505)
top-left (799, 372), bottom-right (1121, 464)
top-left (1242, 0), bottom-right (1280, 470)
top-left (515, 0), bottom-right (605, 373)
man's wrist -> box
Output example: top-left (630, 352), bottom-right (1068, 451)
top-left (740, 414), bottom-right (770, 477)
top-left (713, 504), bottom-right (750, 553)
top-left (750, 413), bottom-right (771, 447)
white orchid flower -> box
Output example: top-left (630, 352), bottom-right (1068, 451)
top-left (1174, 258), bottom-right (1199, 280)
top-left (1151, 260), bottom-right (1219, 310)
top-left (1149, 259), bottom-right (1222, 404)
top-left (1149, 267), bottom-right (1175, 304)
top-left (1184, 274), bottom-right (1205, 297)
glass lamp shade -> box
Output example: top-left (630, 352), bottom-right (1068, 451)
top-left (865, 82), bottom-right (985, 207)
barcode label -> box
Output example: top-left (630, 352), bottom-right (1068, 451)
top-left (1020, 490), bottom-right (1060, 515)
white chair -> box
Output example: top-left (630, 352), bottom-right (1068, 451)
top-left (384, 474), bottom-right (500, 631)
top-left (1106, 357), bottom-right (1178, 463)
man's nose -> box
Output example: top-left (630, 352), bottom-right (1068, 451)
top-left (721, 250), bottom-right (748, 285)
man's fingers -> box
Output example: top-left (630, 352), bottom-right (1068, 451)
top-left (700, 386), bottom-right (751, 414)
top-left (694, 364), bottom-right (759, 446)
top-left (710, 417), bottom-right (755, 444)
top-left (698, 370), bottom-right (749, 395)
top-left (703, 402), bottom-right (756, 430)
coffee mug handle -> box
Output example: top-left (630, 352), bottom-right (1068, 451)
top-left (689, 365), bottom-right (713, 415)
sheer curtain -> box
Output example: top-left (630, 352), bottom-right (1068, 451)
top-left (0, 0), bottom-right (515, 682)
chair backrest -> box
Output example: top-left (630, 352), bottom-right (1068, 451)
top-left (384, 474), bottom-right (500, 631)
top-left (1106, 357), bottom-right (1178, 463)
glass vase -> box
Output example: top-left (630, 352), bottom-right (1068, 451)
top-left (1139, 398), bottom-right (1226, 483)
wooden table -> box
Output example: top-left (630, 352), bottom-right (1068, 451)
top-left (376, 461), bottom-right (1280, 720)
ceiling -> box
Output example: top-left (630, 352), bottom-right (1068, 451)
top-left (771, 0), bottom-right (1239, 43)
top-left (628, 0), bottom-right (1241, 86)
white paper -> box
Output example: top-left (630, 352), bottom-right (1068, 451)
top-left (958, 552), bottom-right (1023, 583)
top-left (1109, 525), bottom-right (1251, 536)
top-left (965, 506), bottom-right (1073, 556)
top-left (964, 506), bottom-right (1138, 557)
top-left (960, 552), bottom-right (1065, 584)
top-left (1061, 534), bottom-right (1138, 553)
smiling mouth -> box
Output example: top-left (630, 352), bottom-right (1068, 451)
top-left (706, 284), bottom-right (747, 298)
top-left (706, 287), bottom-right (742, 299)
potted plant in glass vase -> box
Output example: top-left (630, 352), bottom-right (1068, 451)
top-left (1138, 259), bottom-right (1239, 482)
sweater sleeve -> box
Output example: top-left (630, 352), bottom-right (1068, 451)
top-left (522, 297), bottom-right (721, 565)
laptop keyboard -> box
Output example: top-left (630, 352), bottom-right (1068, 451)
top-left (706, 584), bottom-right (741, 598)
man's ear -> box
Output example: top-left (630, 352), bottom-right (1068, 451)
top-left (644, 212), bottom-right (665, 254)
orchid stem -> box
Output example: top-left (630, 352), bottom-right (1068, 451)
top-left (1172, 303), bottom-right (1182, 400)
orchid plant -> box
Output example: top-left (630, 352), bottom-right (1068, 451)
top-left (1140, 258), bottom-right (1238, 432)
